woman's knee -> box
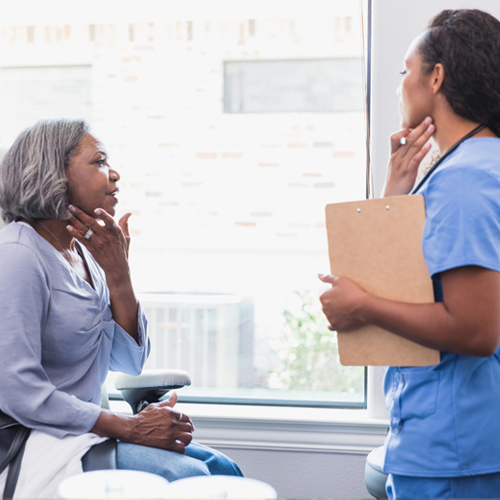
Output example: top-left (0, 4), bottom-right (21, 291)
top-left (185, 442), bottom-right (243, 477)
top-left (116, 442), bottom-right (210, 482)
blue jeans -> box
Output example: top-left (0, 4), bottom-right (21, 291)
top-left (116, 441), bottom-right (243, 482)
top-left (386, 472), bottom-right (500, 499)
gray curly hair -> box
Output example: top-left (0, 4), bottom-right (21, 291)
top-left (0, 118), bottom-right (90, 223)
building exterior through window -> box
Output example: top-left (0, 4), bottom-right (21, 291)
top-left (0, 0), bottom-right (368, 407)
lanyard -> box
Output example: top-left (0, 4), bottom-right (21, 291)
top-left (410, 124), bottom-right (486, 195)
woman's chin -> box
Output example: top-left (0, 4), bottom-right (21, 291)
top-left (103, 204), bottom-right (116, 217)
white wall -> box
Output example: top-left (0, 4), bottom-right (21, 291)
top-left (216, 447), bottom-right (369, 498)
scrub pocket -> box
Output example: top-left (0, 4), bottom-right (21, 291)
top-left (400, 371), bottom-right (440, 420)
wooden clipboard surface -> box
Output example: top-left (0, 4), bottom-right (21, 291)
top-left (325, 195), bottom-right (440, 366)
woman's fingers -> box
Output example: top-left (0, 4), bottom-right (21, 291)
top-left (94, 208), bottom-right (116, 230)
top-left (160, 392), bottom-right (178, 408)
top-left (170, 441), bottom-right (188, 455)
top-left (177, 432), bottom-right (193, 447)
top-left (384, 116), bottom-right (434, 197)
top-left (390, 129), bottom-right (411, 154)
top-left (67, 205), bottom-right (97, 228)
top-left (402, 120), bottom-right (434, 159)
top-left (178, 421), bottom-right (194, 433)
top-left (318, 273), bottom-right (339, 285)
top-left (391, 116), bottom-right (433, 156)
top-left (118, 212), bottom-right (132, 238)
top-left (66, 205), bottom-right (108, 244)
top-left (66, 220), bottom-right (95, 242)
top-left (172, 410), bottom-right (195, 431)
top-left (131, 399), bottom-right (196, 453)
top-left (155, 393), bottom-right (196, 430)
top-left (66, 205), bottom-right (96, 235)
top-left (118, 213), bottom-right (132, 256)
top-left (409, 142), bottom-right (433, 171)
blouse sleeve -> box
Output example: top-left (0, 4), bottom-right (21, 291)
top-left (422, 165), bottom-right (500, 277)
top-left (80, 243), bottom-right (151, 376)
top-left (0, 242), bottom-right (101, 438)
top-left (109, 304), bottom-right (151, 375)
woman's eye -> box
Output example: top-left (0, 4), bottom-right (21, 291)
top-left (400, 70), bottom-right (407, 76)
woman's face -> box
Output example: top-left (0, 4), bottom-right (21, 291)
top-left (65, 133), bottom-right (120, 218)
top-left (397, 35), bottom-right (435, 129)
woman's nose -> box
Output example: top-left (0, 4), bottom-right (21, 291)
top-left (109, 168), bottom-right (120, 182)
top-left (396, 85), bottom-right (402, 97)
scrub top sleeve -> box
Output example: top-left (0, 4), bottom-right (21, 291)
top-left (422, 166), bottom-right (500, 277)
top-left (109, 303), bottom-right (150, 375)
top-left (0, 243), bottom-right (102, 438)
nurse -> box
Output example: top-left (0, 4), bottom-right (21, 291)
top-left (319, 9), bottom-right (500, 499)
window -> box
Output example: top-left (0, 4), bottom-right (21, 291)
top-left (0, 0), bottom-right (369, 408)
top-left (224, 59), bottom-right (364, 113)
top-left (0, 65), bottom-right (92, 145)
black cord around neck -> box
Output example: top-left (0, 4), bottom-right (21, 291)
top-left (411, 124), bottom-right (486, 195)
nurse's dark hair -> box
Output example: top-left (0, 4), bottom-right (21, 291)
top-left (0, 118), bottom-right (90, 223)
top-left (418, 9), bottom-right (500, 137)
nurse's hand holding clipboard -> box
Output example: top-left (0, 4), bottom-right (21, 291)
top-left (317, 274), bottom-right (367, 332)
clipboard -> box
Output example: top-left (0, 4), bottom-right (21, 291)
top-left (325, 195), bottom-right (440, 367)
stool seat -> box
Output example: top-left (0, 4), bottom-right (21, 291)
top-left (58, 470), bottom-right (170, 498)
top-left (165, 476), bottom-right (277, 498)
top-left (365, 446), bottom-right (388, 499)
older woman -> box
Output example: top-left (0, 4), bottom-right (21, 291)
top-left (0, 119), bottom-right (241, 498)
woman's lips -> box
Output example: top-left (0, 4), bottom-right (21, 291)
top-left (107, 192), bottom-right (118, 204)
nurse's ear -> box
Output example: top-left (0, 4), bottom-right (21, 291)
top-left (429, 63), bottom-right (445, 94)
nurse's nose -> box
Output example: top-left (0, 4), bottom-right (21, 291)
top-left (396, 85), bottom-right (402, 97)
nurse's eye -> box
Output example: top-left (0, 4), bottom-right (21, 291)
top-left (400, 70), bottom-right (407, 76)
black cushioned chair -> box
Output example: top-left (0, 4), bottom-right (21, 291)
top-left (82, 369), bottom-right (191, 472)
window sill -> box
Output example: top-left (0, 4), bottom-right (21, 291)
top-left (110, 401), bottom-right (389, 455)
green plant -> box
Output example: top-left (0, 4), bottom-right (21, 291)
top-left (268, 290), bottom-right (364, 395)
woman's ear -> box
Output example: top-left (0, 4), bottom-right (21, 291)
top-left (430, 63), bottom-right (445, 94)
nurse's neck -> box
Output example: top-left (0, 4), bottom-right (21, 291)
top-left (432, 107), bottom-right (496, 155)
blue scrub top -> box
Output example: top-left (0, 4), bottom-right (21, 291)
top-left (383, 138), bottom-right (500, 478)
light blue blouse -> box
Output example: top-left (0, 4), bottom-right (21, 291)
top-left (0, 222), bottom-right (150, 438)
top-left (383, 138), bottom-right (500, 477)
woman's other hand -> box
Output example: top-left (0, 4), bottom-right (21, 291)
top-left (318, 274), bottom-right (368, 331)
top-left (91, 392), bottom-right (195, 454)
top-left (130, 393), bottom-right (194, 453)
top-left (383, 116), bottom-right (435, 197)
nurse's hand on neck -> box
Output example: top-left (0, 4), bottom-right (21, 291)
top-left (383, 116), bottom-right (434, 197)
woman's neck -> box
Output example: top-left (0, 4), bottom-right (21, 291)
top-left (432, 112), bottom-right (496, 154)
top-left (26, 219), bottom-right (75, 253)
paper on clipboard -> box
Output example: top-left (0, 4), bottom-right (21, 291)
top-left (325, 195), bottom-right (440, 367)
